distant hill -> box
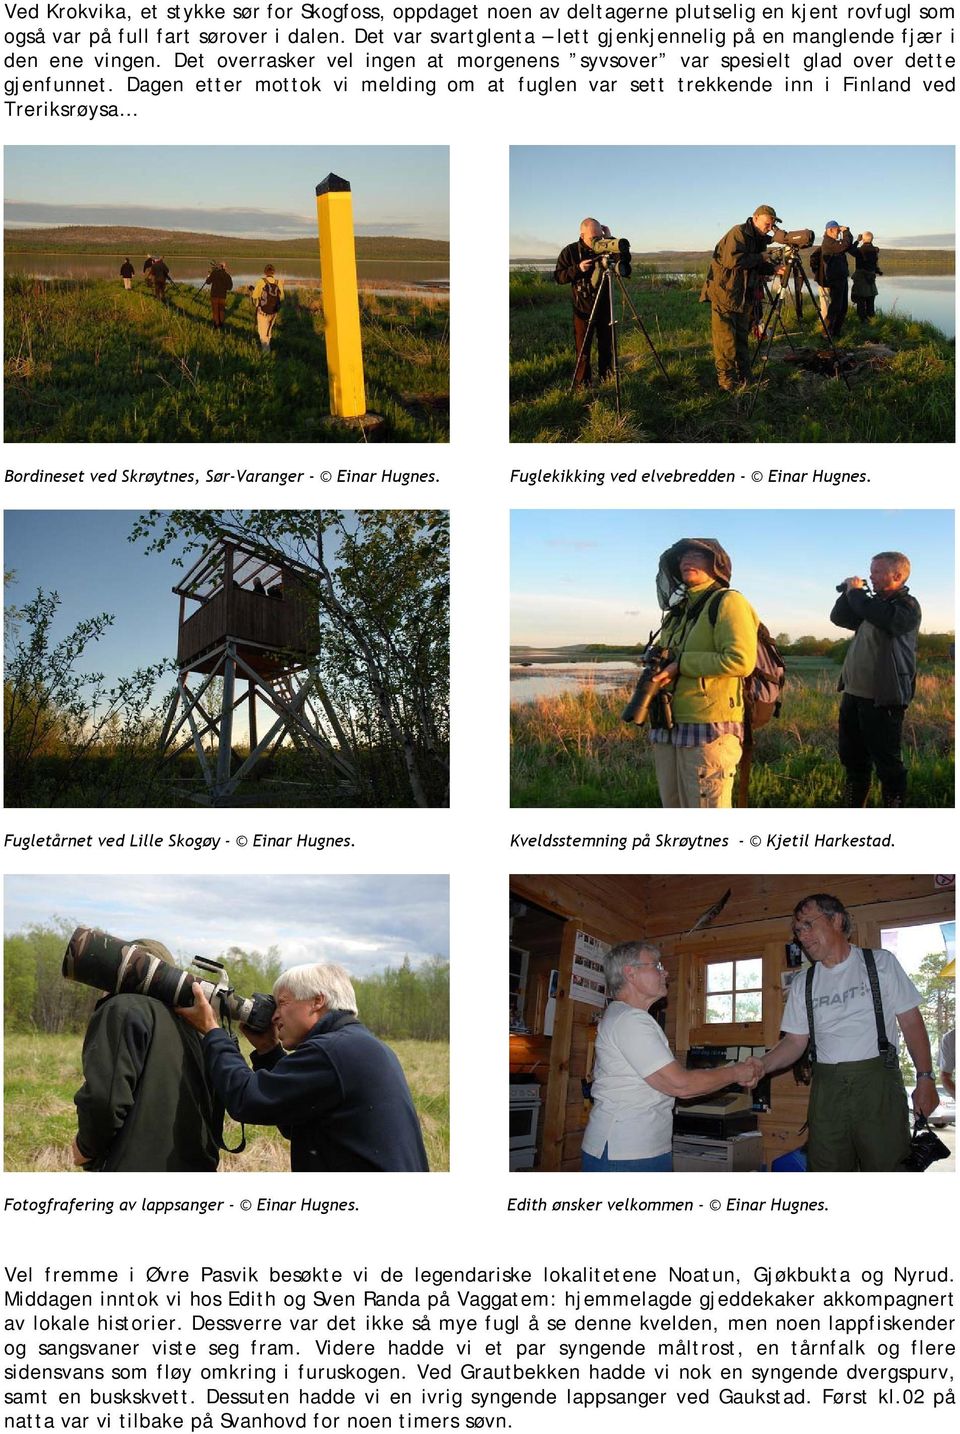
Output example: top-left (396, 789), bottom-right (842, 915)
top-left (4, 225), bottom-right (450, 261)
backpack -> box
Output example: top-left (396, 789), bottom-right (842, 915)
top-left (258, 279), bottom-right (281, 314)
top-left (707, 590), bottom-right (786, 735)
top-left (808, 246), bottom-right (823, 284)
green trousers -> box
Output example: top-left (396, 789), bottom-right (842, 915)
top-left (806, 1056), bottom-right (911, 1172)
top-left (711, 307), bottom-right (753, 389)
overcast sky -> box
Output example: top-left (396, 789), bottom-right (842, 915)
top-left (511, 509), bottom-right (955, 646)
top-left (5, 146), bottom-right (449, 240)
top-left (4, 874), bottom-right (449, 975)
top-left (510, 146), bottom-right (955, 256)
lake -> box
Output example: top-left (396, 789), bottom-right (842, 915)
top-left (869, 276), bottom-right (955, 337)
top-left (511, 661), bottom-right (638, 704)
top-left (4, 252), bottom-right (450, 290)
top-left (510, 265), bottom-right (955, 336)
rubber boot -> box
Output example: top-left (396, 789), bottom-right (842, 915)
top-left (881, 776), bottom-right (907, 808)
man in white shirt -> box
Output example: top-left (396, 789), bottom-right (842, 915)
top-left (759, 892), bottom-right (937, 1171)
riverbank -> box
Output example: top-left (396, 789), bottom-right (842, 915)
top-left (509, 271), bottom-right (954, 444)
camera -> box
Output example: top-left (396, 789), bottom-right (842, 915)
top-left (900, 1115), bottom-right (950, 1171)
top-left (62, 926), bottom-right (277, 1033)
top-left (589, 235), bottom-right (632, 279)
top-left (772, 227), bottom-right (815, 250)
top-left (621, 642), bottom-right (675, 727)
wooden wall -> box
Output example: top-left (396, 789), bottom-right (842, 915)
top-left (510, 874), bottom-right (954, 1172)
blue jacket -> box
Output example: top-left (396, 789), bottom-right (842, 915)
top-left (202, 1010), bottom-right (428, 1172)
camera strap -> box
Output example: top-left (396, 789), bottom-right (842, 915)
top-left (805, 948), bottom-right (893, 1067)
top-left (665, 585), bottom-right (720, 656)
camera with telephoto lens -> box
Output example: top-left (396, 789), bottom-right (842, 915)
top-left (900, 1114), bottom-right (951, 1171)
top-left (589, 235), bottom-right (632, 280)
top-left (62, 926), bottom-right (277, 1032)
top-left (621, 641), bottom-right (674, 728)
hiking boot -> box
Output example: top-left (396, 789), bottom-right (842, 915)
top-left (842, 777), bottom-right (871, 807)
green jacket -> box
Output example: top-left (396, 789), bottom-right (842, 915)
top-left (700, 218), bottom-right (777, 314)
top-left (660, 582), bottom-right (758, 725)
top-left (74, 994), bottom-right (219, 1172)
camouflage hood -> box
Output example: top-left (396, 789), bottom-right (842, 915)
top-left (656, 538), bottom-right (733, 611)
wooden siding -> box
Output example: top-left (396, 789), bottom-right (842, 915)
top-left (178, 577), bottom-right (320, 672)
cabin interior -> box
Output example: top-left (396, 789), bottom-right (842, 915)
top-left (509, 873), bottom-right (954, 1173)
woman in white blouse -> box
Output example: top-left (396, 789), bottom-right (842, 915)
top-left (582, 941), bottom-right (762, 1172)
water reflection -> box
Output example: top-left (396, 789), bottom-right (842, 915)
top-left (5, 252), bottom-right (450, 289)
top-left (510, 661), bottom-right (638, 704)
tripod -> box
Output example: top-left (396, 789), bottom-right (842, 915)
top-left (748, 247), bottom-right (851, 416)
top-left (569, 263), bottom-right (669, 417)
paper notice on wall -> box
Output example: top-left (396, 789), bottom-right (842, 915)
top-left (573, 929), bottom-right (609, 1008)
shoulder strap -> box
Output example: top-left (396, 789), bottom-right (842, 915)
top-left (862, 949), bottom-right (896, 1066)
top-left (668, 585), bottom-right (721, 654)
top-left (805, 965), bottom-right (817, 1064)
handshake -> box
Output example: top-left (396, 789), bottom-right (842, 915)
top-left (731, 1056), bottom-right (766, 1089)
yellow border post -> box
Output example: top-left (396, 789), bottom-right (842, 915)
top-left (316, 173), bottom-right (367, 419)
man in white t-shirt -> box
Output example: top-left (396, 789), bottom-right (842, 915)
top-left (759, 893), bottom-right (937, 1171)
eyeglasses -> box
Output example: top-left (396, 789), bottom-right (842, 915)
top-left (792, 914), bottom-right (829, 937)
top-left (632, 961), bottom-right (667, 973)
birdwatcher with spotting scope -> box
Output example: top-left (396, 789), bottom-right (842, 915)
top-left (700, 204), bottom-right (788, 392)
top-left (829, 551), bottom-right (921, 809)
top-left (555, 218), bottom-right (615, 386)
top-left (622, 538), bottom-right (759, 809)
top-left (175, 961), bottom-right (430, 1173)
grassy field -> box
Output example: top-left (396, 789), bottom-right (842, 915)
top-left (5, 227), bottom-right (450, 262)
top-left (4, 1032), bottom-right (449, 1172)
top-left (4, 276), bottom-right (449, 443)
top-left (510, 659), bottom-right (954, 808)
top-left (509, 271), bottom-right (954, 444)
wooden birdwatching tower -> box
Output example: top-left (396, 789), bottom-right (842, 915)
top-left (159, 537), bottom-right (356, 804)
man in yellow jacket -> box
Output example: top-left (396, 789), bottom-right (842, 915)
top-left (648, 538), bottom-right (758, 809)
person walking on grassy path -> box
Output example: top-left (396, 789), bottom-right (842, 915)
top-left (830, 552), bottom-right (921, 808)
top-left (207, 261), bottom-right (233, 331)
top-left (250, 264), bottom-right (284, 353)
top-left (700, 205), bottom-right (786, 392)
top-left (852, 231), bottom-right (882, 322)
top-left (150, 256), bottom-right (172, 303)
top-left (142, 254), bottom-right (155, 294)
top-left (554, 218), bottom-right (614, 387)
top-left (120, 258), bottom-right (135, 291)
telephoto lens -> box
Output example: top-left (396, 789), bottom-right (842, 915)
top-left (62, 927), bottom-right (277, 1032)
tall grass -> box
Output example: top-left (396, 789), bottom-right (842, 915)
top-left (4, 276), bottom-right (449, 443)
top-left (509, 271), bottom-right (954, 443)
top-left (4, 1032), bottom-right (449, 1172)
top-left (510, 665), bottom-right (954, 808)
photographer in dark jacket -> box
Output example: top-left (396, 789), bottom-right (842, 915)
top-left (819, 221), bottom-right (856, 336)
top-left (555, 217), bottom-right (613, 386)
top-left (830, 552), bottom-right (921, 808)
top-left (700, 205), bottom-right (783, 391)
top-left (177, 962), bottom-right (429, 1172)
top-left (72, 939), bottom-right (219, 1173)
